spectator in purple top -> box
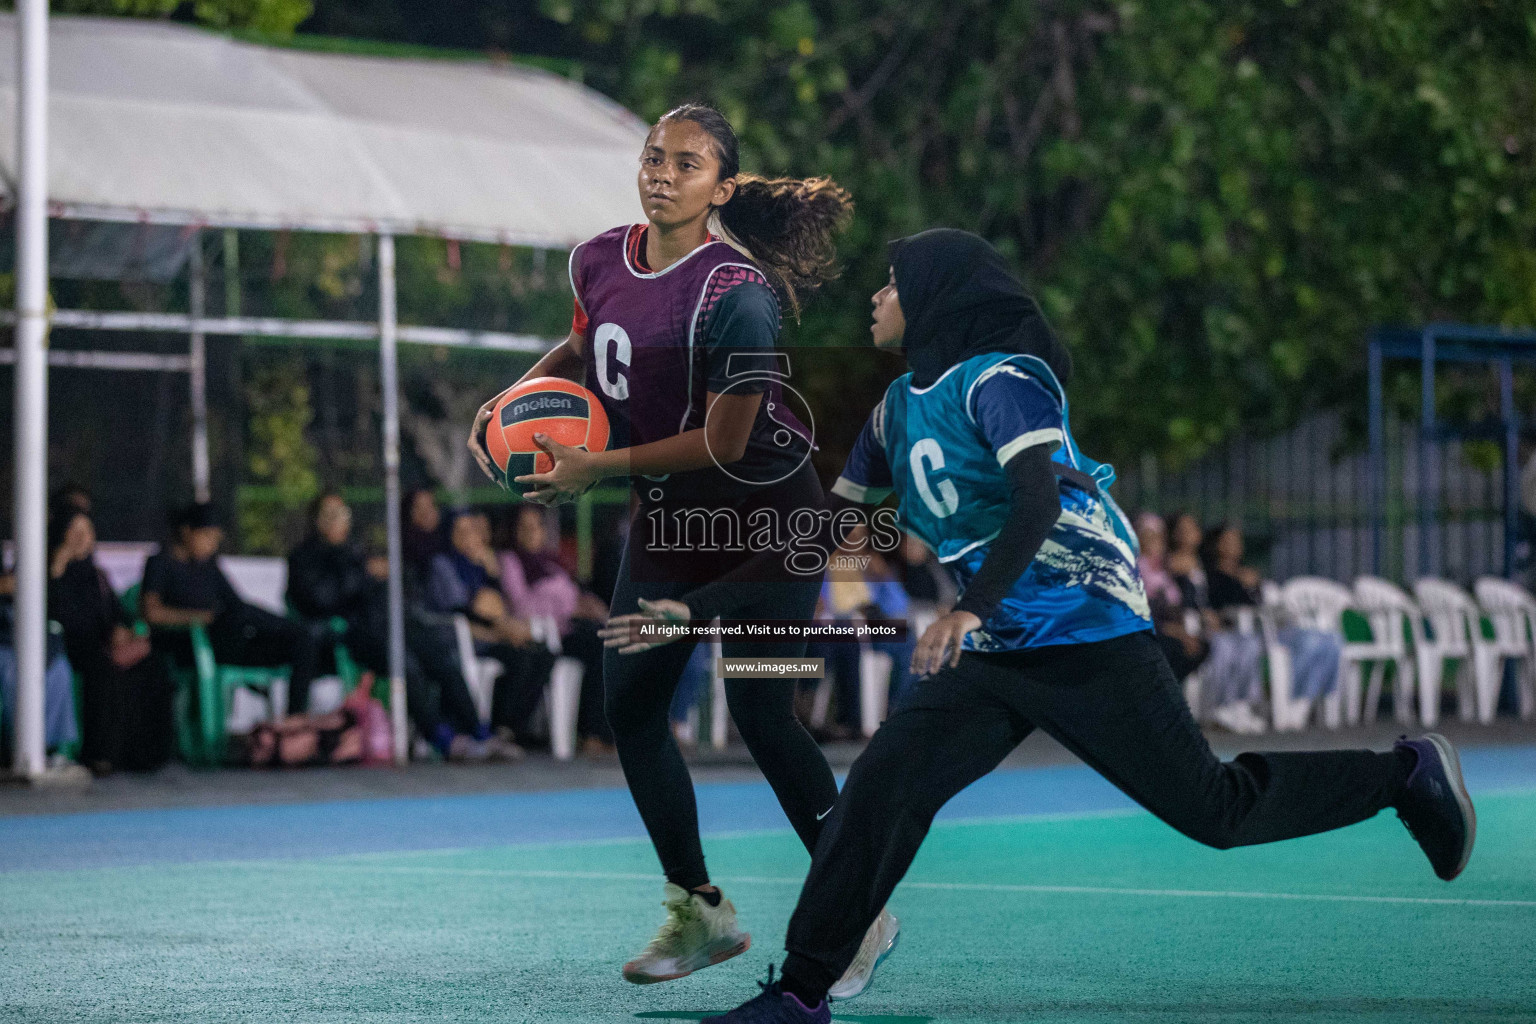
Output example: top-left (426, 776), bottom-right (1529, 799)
top-left (427, 510), bottom-right (552, 751)
top-left (499, 503), bottom-right (613, 753)
top-left (1135, 511), bottom-right (1209, 684)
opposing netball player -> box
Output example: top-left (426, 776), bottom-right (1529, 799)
top-left (468, 105), bottom-right (901, 993)
top-left (618, 229), bottom-right (1476, 1023)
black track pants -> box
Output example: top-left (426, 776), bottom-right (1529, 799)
top-left (782, 629), bottom-right (1409, 992)
top-left (604, 545), bottom-right (838, 892)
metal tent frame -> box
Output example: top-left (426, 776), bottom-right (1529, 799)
top-left (6, 12), bottom-right (645, 777)
top-left (1368, 323), bottom-right (1536, 581)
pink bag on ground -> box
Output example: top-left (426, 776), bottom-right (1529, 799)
top-left (343, 674), bottom-right (394, 765)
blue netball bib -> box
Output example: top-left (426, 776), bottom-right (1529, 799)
top-left (833, 352), bottom-right (1151, 650)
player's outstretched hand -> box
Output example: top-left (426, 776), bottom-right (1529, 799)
top-left (514, 433), bottom-right (601, 506)
top-left (911, 609), bottom-right (982, 677)
top-left (599, 598), bottom-right (692, 655)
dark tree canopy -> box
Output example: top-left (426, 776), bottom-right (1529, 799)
top-left (29, 0), bottom-right (1536, 465)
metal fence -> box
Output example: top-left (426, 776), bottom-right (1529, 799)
top-left (1113, 411), bottom-right (1520, 588)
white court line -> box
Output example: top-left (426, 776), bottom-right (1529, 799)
top-left (345, 786), bottom-right (1534, 861)
top-left (322, 807), bottom-right (1150, 865)
top-left (339, 864), bottom-right (1536, 909)
top-left (22, 786), bottom-right (1534, 880)
top-left (326, 787), bottom-right (1534, 864)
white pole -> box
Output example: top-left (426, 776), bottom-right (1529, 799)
top-left (10, 0), bottom-right (48, 779)
top-left (377, 233), bottom-right (409, 765)
top-left (188, 231), bottom-right (211, 503)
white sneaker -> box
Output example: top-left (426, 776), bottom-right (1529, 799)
top-left (446, 735), bottom-right (491, 762)
top-left (828, 907), bottom-right (900, 1001)
top-left (1209, 702), bottom-right (1267, 735)
top-left (621, 883), bottom-right (751, 984)
top-left (1232, 701), bottom-right (1270, 734)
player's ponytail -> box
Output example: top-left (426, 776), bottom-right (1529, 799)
top-left (655, 104), bottom-right (853, 319)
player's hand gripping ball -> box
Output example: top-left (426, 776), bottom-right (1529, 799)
top-left (478, 378), bottom-right (610, 497)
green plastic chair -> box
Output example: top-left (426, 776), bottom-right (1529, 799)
top-left (286, 601), bottom-right (364, 696)
top-left (127, 583), bottom-right (287, 767)
top-left (128, 583), bottom-right (374, 766)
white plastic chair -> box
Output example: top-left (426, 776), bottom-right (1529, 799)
top-left (1245, 590), bottom-right (1297, 732)
top-left (1273, 578), bottom-right (1341, 729)
top-left (804, 613), bottom-right (899, 739)
top-left (1411, 578), bottom-right (1487, 726)
top-left (858, 648), bottom-right (894, 738)
top-left (709, 634), bottom-right (730, 751)
top-left (846, 611), bottom-right (898, 738)
top-left (545, 657), bottom-right (585, 760)
top-left (453, 613), bottom-right (504, 724)
top-left (674, 628), bottom-right (726, 749)
top-left (1278, 577), bottom-right (1378, 729)
top-left (1180, 607), bottom-right (1207, 719)
top-left (1178, 604), bottom-right (1273, 734)
top-left (1350, 577), bottom-right (1420, 726)
top-left (454, 613), bottom-right (584, 758)
top-left (1473, 577), bottom-right (1536, 722)
top-left (528, 614), bottom-right (585, 761)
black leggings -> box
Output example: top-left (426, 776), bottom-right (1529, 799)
top-left (605, 504), bottom-right (839, 890)
top-left (782, 629), bottom-right (1411, 992)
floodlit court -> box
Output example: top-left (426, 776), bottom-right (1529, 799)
top-left (3, 741), bottom-right (1533, 1024)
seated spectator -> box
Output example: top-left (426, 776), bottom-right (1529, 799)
top-left (140, 502), bottom-right (324, 715)
top-left (427, 510), bottom-right (553, 748)
top-left (806, 539), bottom-right (916, 741)
top-left (46, 505), bottom-right (173, 774)
top-left (402, 487), bottom-right (449, 598)
top-left (1202, 522), bottom-right (1342, 704)
top-left (859, 547), bottom-right (917, 701)
top-left (1135, 512), bottom-right (1210, 684)
top-left (0, 571), bottom-right (83, 769)
top-left (1167, 512), bottom-right (1268, 734)
top-left (287, 492), bottom-right (514, 762)
top-left (499, 503), bottom-right (613, 756)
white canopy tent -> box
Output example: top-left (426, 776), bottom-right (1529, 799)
top-left (0, 14), bottom-right (646, 243)
top-left (3, 12), bottom-right (647, 776)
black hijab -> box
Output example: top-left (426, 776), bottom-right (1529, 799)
top-left (888, 229), bottom-right (1072, 389)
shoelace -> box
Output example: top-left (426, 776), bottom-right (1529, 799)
top-left (757, 963), bottom-right (777, 994)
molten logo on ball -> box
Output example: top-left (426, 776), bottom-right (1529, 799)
top-left (483, 377), bottom-right (610, 495)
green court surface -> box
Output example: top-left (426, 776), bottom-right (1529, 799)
top-left (3, 787), bottom-right (1533, 1023)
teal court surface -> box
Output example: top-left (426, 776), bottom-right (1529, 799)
top-left (3, 745), bottom-right (1534, 1024)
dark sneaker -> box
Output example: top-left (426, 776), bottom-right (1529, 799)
top-left (701, 968), bottom-right (830, 1024)
top-left (1394, 733), bottom-right (1476, 881)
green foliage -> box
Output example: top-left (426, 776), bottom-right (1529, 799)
top-left (220, 231), bottom-right (567, 537)
top-left (46, 0), bottom-right (312, 34)
top-left (191, 0), bottom-right (312, 34)
top-left (541, 0), bottom-right (1536, 463)
top-left (241, 356), bottom-right (319, 552)
top-left (50, 0), bottom-right (181, 15)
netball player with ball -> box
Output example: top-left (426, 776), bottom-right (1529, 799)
top-left (468, 104), bottom-right (894, 995)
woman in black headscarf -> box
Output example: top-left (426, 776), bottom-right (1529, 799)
top-left (618, 229), bottom-right (1474, 1023)
top-left (887, 228), bottom-right (1072, 389)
